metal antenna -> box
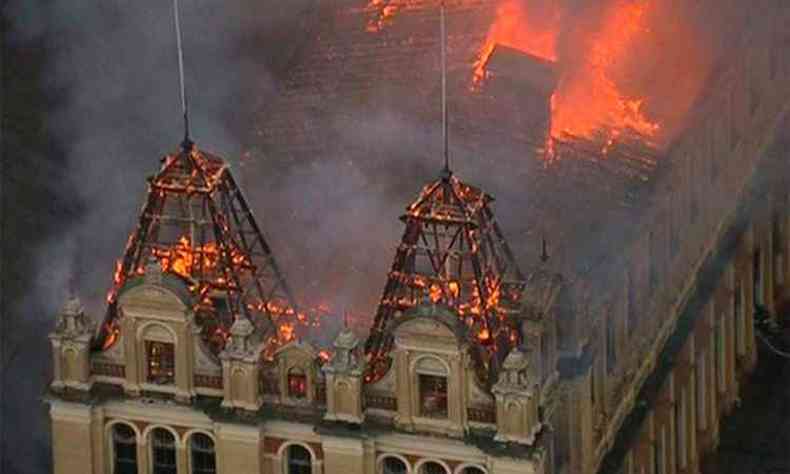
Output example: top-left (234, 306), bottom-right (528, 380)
top-left (173, 0), bottom-right (192, 149)
top-left (440, 1), bottom-right (450, 177)
top-left (540, 236), bottom-right (550, 263)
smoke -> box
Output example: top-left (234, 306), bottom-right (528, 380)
top-left (1, 0), bottom-right (749, 472)
top-left (3, 1), bottom-right (312, 472)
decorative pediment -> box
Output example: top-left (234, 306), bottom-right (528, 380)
top-left (391, 308), bottom-right (466, 352)
top-left (118, 281), bottom-right (190, 322)
top-left (274, 340), bottom-right (318, 366)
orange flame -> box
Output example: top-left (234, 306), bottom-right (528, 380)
top-left (550, 0), bottom-right (660, 147)
top-left (473, 0), bottom-right (560, 87)
top-left (473, 0), bottom-right (663, 154)
top-left (101, 321), bottom-right (121, 351)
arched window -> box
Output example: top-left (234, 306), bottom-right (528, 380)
top-left (754, 248), bottom-right (764, 306)
top-left (151, 428), bottom-right (177, 474)
top-left (112, 424), bottom-right (138, 474)
top-left (461, 467), bottom-right (486, 474)
top-left (420, 461), bottom-right (448, 474)
top-left (381, 456), bottom-right (408, 474)
top-left (288, 367), bottom-right (307, 399)
top-left (190, 433), bottom-right (216, 474)
top-left (418, 374), bottom-right (447, 418)
top-left (146, 341), bottom-right (175, 384)
top-left (287, 444), bottom-right (312, 474)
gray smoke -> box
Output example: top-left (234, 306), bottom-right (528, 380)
top-left (2, 1), bottom-right (743, 473)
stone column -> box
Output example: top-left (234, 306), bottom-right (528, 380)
top-left (216, 423), bottom-right (262, 474)
top-left (492, 348), bottom-right (541, 446)
top-left (174, 319), bottom-right (193, 403)
top-left (323, 327), bottom-right (365, 424)
top-left (394, 349), bottom-right (412, 429)
top-left (491, 456), bottom-right (540, 474)
top-left (321, 436), bottom-right (365, 474)
top-left (50, 401), bottom-right (94, 474)
top-left (122, 311), bottom-right (141, 396)
top-left (49, 296), bottom-right (95, 393)
top-left (219, 317), bottom-right (264, 412)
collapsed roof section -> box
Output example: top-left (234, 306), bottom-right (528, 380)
top-left (97, 141), bottom-right (299, 355)
top-left (365, 170), bottom-right (526, 385)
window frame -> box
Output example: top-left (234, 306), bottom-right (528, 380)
top-left (287, 366), bottom-right (308, 399)
top-left (150, 427), bottom-right (178, 474)
top-left (146, 340), bottom-right (176, 385)
top-left (189, 432), bottom-right (216, 474)
top-left (111, 423), bottom-right (138, 474)
top-left (418, 373), bottom-right (449, 419)
top-left (285, 443), bottom-right (313, 474)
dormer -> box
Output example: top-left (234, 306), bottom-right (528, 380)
top-left (273, 340), bottom-right (320, 405)
top-left (388, 304), bottom-right (472, 437)
top-left (115, 259), bottom-right (200, 402)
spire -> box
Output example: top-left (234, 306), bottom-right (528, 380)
top-left (440, 1), bottom-right (450, 178)
top-left (173, 0), bottom-right (192, 149)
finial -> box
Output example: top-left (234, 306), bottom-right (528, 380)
top-left (440, 0), bottom-right (450, 176)
top-left (540, 236), bottom-right (549, 263)
top-left (173, 0), bottom-right (192, 150)
top-left (144, 255), bottom-right (164, 284)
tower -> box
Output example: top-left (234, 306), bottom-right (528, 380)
top-left (364, 171), bottom-right (527, 385)
top-left (98, 140), bottom-right (300, 357)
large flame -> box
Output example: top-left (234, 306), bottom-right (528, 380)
top-left (473, 0), bottom-right (561, 86)
top-left (549, 0), bottom-right (660, 146)
top-left (474, 0), bottom-right (661, 152)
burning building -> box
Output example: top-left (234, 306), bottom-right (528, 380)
top-left (45, 1), bottom-right (790, 474)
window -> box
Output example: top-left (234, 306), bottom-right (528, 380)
top-left (146, 341), bottom-right (175, 384)
top-left (676, 389), bottom-right (687, 470)
top-left (288, 367), bottom-right (307, 399)
top-left (754, 248), bottom-right (764, 306)
top-left (716, 322), bottom-right (726, 393)
top-left (419, 374), bottom-right (448, 418)
top-left (734, 281), bottom-right (743, 355)
top-left (420, 462), bottom-right (448, 474)
top-left (606, 313), bottom-right (617, 374)
top-left (462, 467), bottom-right (486, 474)
top-left (654, 426), bottom-right (666, 474)
top-left (151, 428), bottom-right (177, 474)
top-left (190, 433), bottom-right (216, 474)
top-left (696, 353), bottom-right (706, 430)
top-left (287, 444), bottom-right (312, 474)
top-left (112, 424), bottom-right (138, 474)
top-left (381, 457), bottom-right (408, 474)
top-left (774, 214), bottom-right (785, 285)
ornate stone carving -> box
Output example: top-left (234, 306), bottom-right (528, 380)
top-left (323, 327), bottom-right (366, 423)
top-left (492, 347), bottom-right (542, 445)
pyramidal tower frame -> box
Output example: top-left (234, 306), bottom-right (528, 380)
top-left (98, 140), bottom-right (299, 355)
top-left (96, 0), bottom-right (298, 355)
top-left (364, 2), bottom-right (527, 385)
